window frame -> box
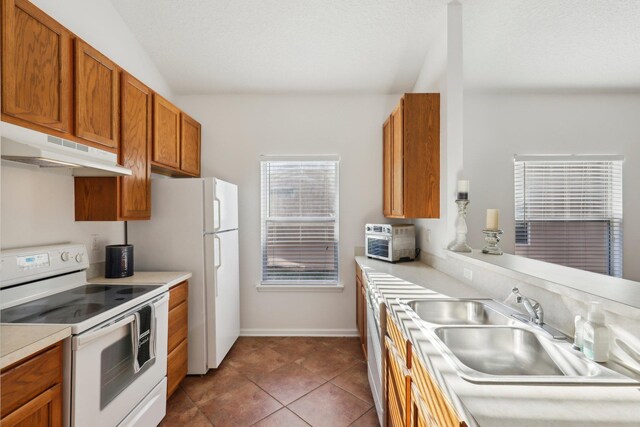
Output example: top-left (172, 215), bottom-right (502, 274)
top-left (259, 155), bottom-right (341, 288)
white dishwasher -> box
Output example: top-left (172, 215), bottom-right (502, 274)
top-left (365, 274), bottom-right (384, 425)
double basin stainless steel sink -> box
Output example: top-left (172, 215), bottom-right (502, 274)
top-left (403, 299), bottom-right (637, 385)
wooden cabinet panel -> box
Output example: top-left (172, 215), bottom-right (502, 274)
top-left (411, 352), bottom-right (466, 427)
top-left (403, 94), bottom-right (440, 219)
top-left (0, 384), bottom-right (62, 427)
top-left (168, 301), bottom-right (188, 354)
top-left (75, 39), bottom-right (119, 150)
top-left (386, 336), bottom-right (411, 427)
top-left (1, 0), bottom-right (73, 134)
top-left (74, 177), bottom-right (118, 221)
top-left (180, 113), bottom-right (201, 177)
top-left (169, 281), bottom-right (188, 310)
top-left (355, 264), bottom-right (367, 359)
top-left (167, 339), bottom-right (188, 399)
top-left (383, 117), bottom-right (392, 217)
top-left (1, 344), bottom-right (62, 418)
top-left (119, 72), bottom-right (152, 219)
top-left (391, 103), bottom-right (404, 217)
top-left (361, 282), bottom-right (368, 360)
top-left (167, 281), bottom-right (188, 399)
top-left (383, 94), bottom-right (440, 219)
top-left (152, 94), bottom-right (181, 170)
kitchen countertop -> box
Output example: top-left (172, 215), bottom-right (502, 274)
top-left (0, 324), bottom-right (71, 370)
top-left (356, 256), bottom-right (640, 427)
top-left (88, 271), bottom-right (192, 288)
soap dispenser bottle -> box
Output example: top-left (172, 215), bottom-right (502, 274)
top-left (583, 302), bottom-right (609, 362)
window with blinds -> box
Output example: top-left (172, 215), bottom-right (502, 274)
top-left (514, 156), bottom-right (623, 277)
top-left (261, 157), bottom-right (339, 285)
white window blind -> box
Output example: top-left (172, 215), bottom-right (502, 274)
top-left (261, 158), bottom-right (339, 285)
top-left (514, 156), bottom-right (623, 277)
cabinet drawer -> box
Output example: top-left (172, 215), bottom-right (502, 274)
top-left (411, 352), bottom-right (466, 427)
top-left (387, 314), bottom-right (410, 364)
top-left (168, 300), bottom-right (188, 353)
top-left (0, 343), bottom-right (62, 418)
top-left (167, 339), bottom-right (188, 399)
top-left (169, 281), bottom-right (188, 310)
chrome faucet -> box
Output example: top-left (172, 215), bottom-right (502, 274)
top-left (511, 287), bottom-right (544, 325)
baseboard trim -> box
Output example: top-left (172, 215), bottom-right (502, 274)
top-left (240, 328), bottom-right (359, 337)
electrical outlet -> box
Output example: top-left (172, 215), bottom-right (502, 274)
top-left (463, 268), bottom-right (473, 281)
top-left (426, 229), bottom-right (432, 242)
top-left (91, 234), bottom-right (99, 253)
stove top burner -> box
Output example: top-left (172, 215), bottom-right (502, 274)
top-left (0, 284), bottom-right (161, 325)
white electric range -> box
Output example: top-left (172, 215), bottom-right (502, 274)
top-left (0, 243), bottom-right (169, 427)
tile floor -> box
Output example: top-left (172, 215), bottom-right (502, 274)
top-left (160, 336), bottom-right (380, 427)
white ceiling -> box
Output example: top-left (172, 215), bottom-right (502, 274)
top-left (464, 0), bottom-right (640, 91)
top-left (110, 0), bottom-right (447, 95)
top-left (111, 0), bottom-right (640, 95)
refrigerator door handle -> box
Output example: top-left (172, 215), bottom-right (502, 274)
top-left (214, 197), bottom-right (222, 232)
top-left (214, 235), bottom-right (222, 297)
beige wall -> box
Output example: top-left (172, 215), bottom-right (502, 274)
top-left (175, 94), bottom-right (398, 334)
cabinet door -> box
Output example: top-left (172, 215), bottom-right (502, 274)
top-left (386, 336), bottom-right (410, 427)
top-left (0, 384), bottom-right (62, 427)
top-left (1, 0), bottom-right (72, 133)
top-left (383, 117), bottom-right (392, 217)
top-left (152, 94), bottom-right (181, 169)
top-left (361, 283), bottom-right (368, 359)
top-left (119, 72), bottom-right (152, 220)
top-left (180, 113), bottom-right (201, 176)
top-left (356, 276), bottom-right (363, 348)
top-left (167, 339), bottom-right (188, 399)
top-left (75, 39), bottom-right (119, 150)
top-left (391, 102), bottom-right (404, 217)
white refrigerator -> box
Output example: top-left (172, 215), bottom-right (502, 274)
top-left (128, 177), bottom-right (240, 374)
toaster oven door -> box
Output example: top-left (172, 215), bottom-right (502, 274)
top-left (366, 235), bottom-right (391, 261)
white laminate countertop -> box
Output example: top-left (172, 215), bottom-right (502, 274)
top-left (0, 324), bottom-right (71, 370)
top-left (88, 271), bottom-right (192, 288)
top-left (356, 256), bottom-right (640, 427)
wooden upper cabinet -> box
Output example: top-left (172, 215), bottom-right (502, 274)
top-left (383, 94), bottom-right (440, 219)
top-left (75, 39), bottom-right (119, 151)
top-left (383, 117), bottom-right (392, 217)
top-left (152, 94), bottom-right (181, 170)
top-left (180, 113), bottom-right (201, 177)
top-left (391, 103), bottom-right (404, 217)
top-left (1, 0), bottom-right (73, 134)
top-left (74, 72), bottom-right (152, 221)
top-left (119, 72), bottom-right (152, 219)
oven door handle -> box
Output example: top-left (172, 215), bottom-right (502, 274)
top-left (73, 314), bottom-right (136, 350)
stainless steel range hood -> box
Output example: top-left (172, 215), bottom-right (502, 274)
top-left (1, 121), bottom-right (132, 177)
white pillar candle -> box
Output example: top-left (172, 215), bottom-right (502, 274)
top-left (486, 209), bottom-right (499, 230)
top-left (457, 180), bottom-right (469, 200)
top-left (457, 180), bottom-right (469, 193)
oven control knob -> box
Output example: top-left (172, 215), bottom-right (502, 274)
top-left (75, 253), bottom-right (84, 263)
top-left (61, 252), bottom-right (70, 262)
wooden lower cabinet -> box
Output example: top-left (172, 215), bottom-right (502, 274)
top-left (167, 281), bottom-right (189, 399)
top-left (355, 264), bottom-right (367, 359)
top-left (0, 342), bottom-right (63, 427)
top-left (386, 336), bottom-right (411, 427)
top-left (385, 314), bottom-right (467, 427)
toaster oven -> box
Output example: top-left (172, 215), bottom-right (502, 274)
top-left (365, 224), bottom-right (416, 263)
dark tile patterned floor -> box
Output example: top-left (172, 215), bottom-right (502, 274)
top-left (160, 337), bottom-right (380, 427)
